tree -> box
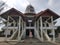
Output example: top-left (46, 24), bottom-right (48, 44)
top-left (0, 1), bottom-right (6, 32)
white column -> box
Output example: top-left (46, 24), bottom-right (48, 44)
top-left (37, 20), bottom-right (40, 35)
top-left (39, 19), bottom-right (40, 36)
top-left (34, 21), bottom-right (37, 38)
top-left (18, 16), bottom-right (21, 40)
top-left (34, 21), bottom-right (41, 41)
top-left (13, 21), bottom-right (15, 33)
top-left (40, 17), bottom-right (43, 41)
top-left (44, 23), bottom-right (51, 41)
top-left (51, 16), bottom-right (55, 42)
top-left (44, 23), bottom-right (47, 34)
top-left (36, 21), bottom-right (37, 31)
top-left (22, 19), bottom-right (25, 38)
top-left (5, 16), bottom-right (9, 40)
top-left (24, 22), bottom-right (26, 38)
top-left (19, 22), bottom-right (26, 41)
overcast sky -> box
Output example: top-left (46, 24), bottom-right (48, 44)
top-left (2, 0), bottom-right (60, 26)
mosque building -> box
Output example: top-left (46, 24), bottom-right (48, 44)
top-left (0, 5), bottom-right (60, 42)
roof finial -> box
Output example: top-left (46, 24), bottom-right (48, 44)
top-left (29, 3), bottom-right (31, 5)
top-left (26, 0), bottom-right (31, 5)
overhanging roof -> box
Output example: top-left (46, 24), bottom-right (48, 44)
top-left (38, 9), bottom-right (59, 17)
top-left (35, 9), bottom-right (60, 21)
top-left (0, 8), bottom-right (25, 21)
top-left (0, 8), bottom-right (60, 23)
top-left (33, 9), bottom-right (60, 23)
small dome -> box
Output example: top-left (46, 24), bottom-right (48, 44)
top-left (25, 5), bottom-right (35, 13)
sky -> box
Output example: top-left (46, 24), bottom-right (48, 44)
top-left (1, 0), bottom-right (60, 26)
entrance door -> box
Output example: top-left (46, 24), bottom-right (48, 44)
top-left (26, 29), bottom-right (34, 38)
top-left (26, 29), bottom-right (29, 37)
top-left (26, 20), bottom-right (34, 38)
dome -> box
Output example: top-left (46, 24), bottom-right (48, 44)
top-left (25, 5), bottom-right (35, 13)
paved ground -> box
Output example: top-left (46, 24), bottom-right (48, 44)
top-left (0, 42), bottom-right (10, 45)
top-left (0, 40), bottom-right (59, 45)
top-left (0, 37), bottom-right (6, 42)
top-left (0, 37), bottom-right (59, 45)
top-left (0, 42), bottom-right (58, 45)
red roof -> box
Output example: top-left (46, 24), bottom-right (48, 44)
top-left (38, 9), bottom-right (59, 17)
top-left (0, 8), bottom-right (60, 22)
top-left (0, 8), bottom-right (25, 21)
top-left (0, 8), bottom-right (24, 17)
top-left (32, 9), bottom-right (60, 23)
top-left (35, 9), bottom-right (60, 20)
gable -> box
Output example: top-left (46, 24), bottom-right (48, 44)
top-left (0, 8), bottom-right (24, 16)
top-left (40, 9), bottom-right (59, 17)
top-left (32, 9), bottom-right (60, 23)
top-left (0, 8), bottom-right (24, 19)
top-left (37, 9), bottom-right (60, 20)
